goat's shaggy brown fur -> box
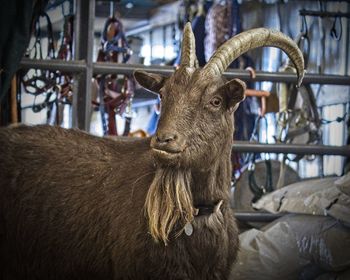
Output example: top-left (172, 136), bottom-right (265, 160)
top-left (0, 60), bottom-right (243, 279)
top-left (0, 24), bottom-right (304, 279)
top-left (0, 123), bottom-right (239, 279)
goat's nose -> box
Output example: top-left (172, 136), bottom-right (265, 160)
top-left (151, 131), bottom-right (185, 153)
top-left (156, 132), bottom-right (177, 144)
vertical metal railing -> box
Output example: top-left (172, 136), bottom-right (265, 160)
top-left (72, 0), bottom-right (95, 131)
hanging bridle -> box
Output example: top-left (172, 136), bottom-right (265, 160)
top-left (94, 16), bottom-right (134, 136)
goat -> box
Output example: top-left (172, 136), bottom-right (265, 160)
top-left (0, 23), bottom-right (304, 279)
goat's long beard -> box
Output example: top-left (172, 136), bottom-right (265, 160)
top-left (145, 168), bottom-right (194, 244)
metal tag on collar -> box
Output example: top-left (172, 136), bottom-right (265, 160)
top-left (184, 222), bottom-right (193, 236)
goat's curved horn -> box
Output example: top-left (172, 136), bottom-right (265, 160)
top-left (180, 22), bottom-right (197, 68)
top-left (203, 28), bottom-right (305, 86)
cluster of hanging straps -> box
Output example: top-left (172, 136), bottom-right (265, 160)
top-left (20, 8), bottom-right (135, 133)
top-left (246, 116), bottom-right (274, 203)
top-left (276, 16), bottom-right (321, 158)
top-left (94, 15), bottom-right (134, 136)
top-left (243, 12), bottom-right (322, 200)
top-left (21, 6), bottom-right (74, 125)
top-left (274, 13), bottom-right (323, 189)
top-left (22, 12), bottom-right (57, 95)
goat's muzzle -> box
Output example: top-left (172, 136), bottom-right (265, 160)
top-left (150, 131), bottom-right (186, 159)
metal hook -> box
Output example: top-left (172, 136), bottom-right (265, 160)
top-left (261, 115), bottom-right (268, 143)
top-left (330, 16), bottom-right (342, 41)
top-left (249, 116), bottom-right (262, 143)
top-left (301, 14), bottom-right (308, 37)
top-left (318, 0), bottom-right (326, 12)
top-left (296, 17), bottom-right (310, 68)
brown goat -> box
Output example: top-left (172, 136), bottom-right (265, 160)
top-left (0, 24), bottom-right (304, 279)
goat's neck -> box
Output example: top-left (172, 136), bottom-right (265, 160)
top-left (190, 141), bottom-right (232, 206)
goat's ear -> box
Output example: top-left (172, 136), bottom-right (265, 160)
top-left (134, 70), bottom-right (167, 93)
top-left (218, 78), bottom-right (246, 112)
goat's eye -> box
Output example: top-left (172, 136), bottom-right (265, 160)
top-left (159, 93), bottom-right (163, 100)
top-left (210, 96), bottom-right (222, 107)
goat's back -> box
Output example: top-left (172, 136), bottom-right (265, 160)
top-left (0, 125), bottom-right (155, 279)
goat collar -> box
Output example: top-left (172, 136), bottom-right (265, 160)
top-left (183, 200), bottom-right (224, 237)
top-left (194, 200), bottom-right (223, 217)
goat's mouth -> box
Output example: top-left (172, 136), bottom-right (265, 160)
top-left (150, 138), bottom-right (186, 154)
top-left (152, 148), bottom-right (184, 161)
top-left (151, 146), bottom-right (184, 156)
top-left (151, 149), bottom-right (181, 166)
top-left (151, 147), bottom-right (184, 165)
top-left (150, 144), bottom-right (186, 162)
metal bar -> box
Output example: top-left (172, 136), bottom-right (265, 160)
top-left (95, 64), bottom-right (350, 85)
top-left (150, 30), bottom-right (153, 64)
top-left (300, 9), bottom-right (350, 18)
top-left (232, 141), bottom-right (350, 156)
top-left (20, 58), bottom-right (86, 73)
top-left (18, 60), bottom-right (350, 85)
top-left (93, 63), bottom-right (350, 85)
top-left (244, 72), bottom-right (350, 85)
top-left (234, 212), bottom-right (284, 223)
top-left (72, 0), bottom-right (95, 131)
top-left (93, 62), bottom-right (175, 75)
